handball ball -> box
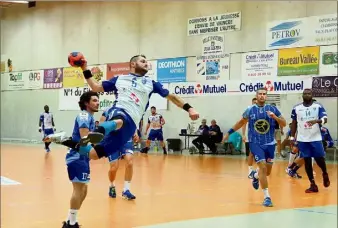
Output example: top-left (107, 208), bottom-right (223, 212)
top-left (68, 52), bottom-right (85, 67)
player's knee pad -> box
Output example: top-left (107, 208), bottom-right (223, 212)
top-left (93, 144), bottom-right (107, 159)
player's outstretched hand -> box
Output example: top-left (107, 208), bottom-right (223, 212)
top-left (188, 108), bottom-right (199, 120)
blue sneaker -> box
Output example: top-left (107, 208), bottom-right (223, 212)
top-left (109, 186), bottom-right (116, 198)
top-left (252, 171), bottom-right (259, 190)
top-left (262, 197), bottom-right (273, 207)
top-left (45, 148), bottom-right (50, 153)
top-left (122, 190), bottom-right (136, 200)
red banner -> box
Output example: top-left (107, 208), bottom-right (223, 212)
top-left (106, 62), bottom-right (130, 80)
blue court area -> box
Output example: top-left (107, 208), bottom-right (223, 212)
top-left (137, 205), bottom-right (337, 228)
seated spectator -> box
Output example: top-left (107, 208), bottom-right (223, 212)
top-left (192, 119), bottom-right (209, 153)
top-left (205, 119), bottom-right (222, 153)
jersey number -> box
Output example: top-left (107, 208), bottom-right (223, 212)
top-left (132, 77), bottom-right (137, 88)
top-left (305, 110), bottom-right (311, 117)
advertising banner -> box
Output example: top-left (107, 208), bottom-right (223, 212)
top-left (241, 50), bottom-right (278, 78)
top-left (319, 45), bottom-right (337, 76)
top-left (106, 62), bottom-right (130, 80)
top-left (26, 70), bottom-right (44, 90)
top-left (196, 54), bottom-right (230, 80)
top-left (157, 57), bottom-right (186, 83)
top-left (6, 72), bottom-right (28, 90)
top-left (59, 85), bottom-right (169, 111)
top-left (63, 67), bottom-right (85, 88)
top-left (266, 13), bottom-right (337, 49)
top-left (312, 76), bottom-right (338, 97)
top-left (169, 77), bottom-right (312, 98)
top-left (278, 46), bottom-right (320, 76)
top-left (43, 68), bottom-right (63, 89)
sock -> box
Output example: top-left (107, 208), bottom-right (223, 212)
top-left (44, 142), bottom-right (51, 149)
top-left (123, 181), bottom-right (130, 192)
top-left (293, 164), bottom-right (300, 172)
top-left (110, 181), bottom-right (115, 187)
top-left (289, 152), bottom-right (297, 165)
top-left (263, 188), bottom-right (270, 198)
top-left (99, 121), bottom-right (117, 135)
top-left (248, 166), bottom-right (253, 173)
top-left (304, 157), bottom-right (315, 184)
top-left (314, 157), bottom-right (328, 174)
top-left (254, 168), bottom-right (259, 179)
top-left (67, 209), bottom-right (78, 225)
top-left (289, 162), bottom-right (296, 169)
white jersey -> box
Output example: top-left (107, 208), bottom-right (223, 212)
top-left (40, 112), bottom-right (54, 130)
top-left (291, 102), bottom-right (327, 142)
top-left (148, 114), bottom-right (163, 130)
top-left (102, 74), bottom-right (169, 126)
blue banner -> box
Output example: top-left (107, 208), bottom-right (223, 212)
top-left (157, 57), bottom-right (186, 83)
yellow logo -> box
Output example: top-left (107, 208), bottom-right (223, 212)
top-left (254, 119), bottom-right (270, 134)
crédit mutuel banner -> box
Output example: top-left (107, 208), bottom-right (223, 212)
top-left (169, 77), bottom-right (312, 97)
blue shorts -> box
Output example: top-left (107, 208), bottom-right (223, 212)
top-left (97, 107), bottom-right (136, 161)
top-left (66, 151), bottom-right (90, 184)
top-left (298, 141), bottom-right (325, 158)
top-left (43, 128), bottom-right (54, 137)
top-left (107, 140), bottom-right (134, 163)
top-left (148, 129), bottom-right (163, 141)
top-left (249, 143), bottom-right (275, 164)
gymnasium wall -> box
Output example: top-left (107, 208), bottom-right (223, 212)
top-left (1, 1), bottom-right (337, 142)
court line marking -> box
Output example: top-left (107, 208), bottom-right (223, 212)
top-left (1, 176), bottom-right (21, 185)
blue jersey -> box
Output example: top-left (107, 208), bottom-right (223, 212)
top-left (102, 73), bottom-right (169, 127)
top-left (243, 104), bottom-right (282, 145)
top-left (66, 111), bottom-right (95, 164)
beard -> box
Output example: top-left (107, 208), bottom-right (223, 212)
top-left (135, 67), bottom-right (148, 76)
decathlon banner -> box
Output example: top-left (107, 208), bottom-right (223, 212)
top-left (157, 57), bottom-right (186, 83)
top-left (63, 67), bottom-right (85, 88)
top-left (187, 12), bottom-right (241, 36)
top-left (58, 87), bottom-right (115, 111)
top-left (169, 77), bottom-right (312, 98)
top-left (266, 13), bottom-right (337, 49)
top-left (241, 50), bottom-right (278, 78)
top-left (278, 46), bottom-right (320, 76)
top-left (196, 54), bottom-right (230, 80)
top-left (319, 45), bottom-right (337, 76)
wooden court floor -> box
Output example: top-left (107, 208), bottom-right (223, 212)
top-left (1, 143), bottom-right (337, 228)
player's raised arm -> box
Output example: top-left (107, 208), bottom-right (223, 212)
top-left (81, 63), bottom-right (105, 92)
top-left (152, 80), bottom-right (199, 120)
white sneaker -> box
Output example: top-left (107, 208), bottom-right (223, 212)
top-left (43, 131), bottom-right (67, 143)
